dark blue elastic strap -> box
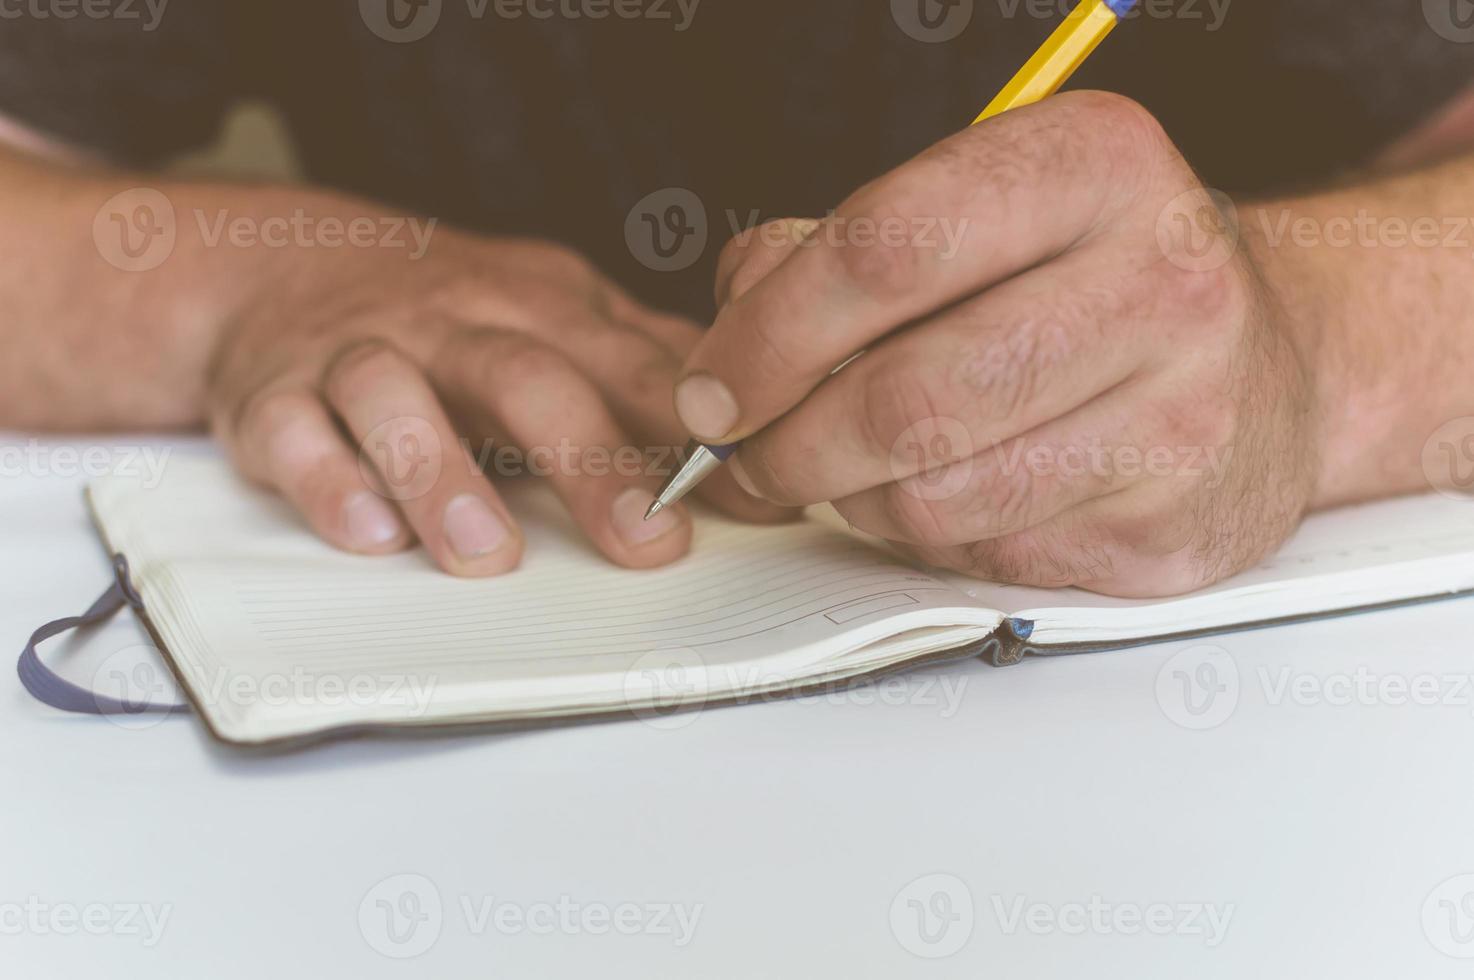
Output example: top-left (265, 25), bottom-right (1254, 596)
top-left (17, 555), bottom-right (187, 716)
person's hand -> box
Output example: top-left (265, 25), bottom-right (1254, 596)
top-left (676, 92), bottom-right (1321, 598)
top-left (207, 228), bottom-right (792, 577)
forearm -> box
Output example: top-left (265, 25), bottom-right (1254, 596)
top-left (1245, 154), bottom-right (1474, 508)
top-left (0, 145), bottom-right (378, 431)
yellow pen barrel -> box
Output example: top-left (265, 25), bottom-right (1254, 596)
top-left (973, 0), bottom-right (1122, 124)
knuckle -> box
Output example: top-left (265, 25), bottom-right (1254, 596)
top-left (829, 199), bottom-right (922, 301)
top-left (519, 240), bottom-right (598, 283)
top-left (572, 320), bottom-right (679, 398)
top-left (716, 222), bottom-right (768, 276)
top-left (1054, 91), bottom-right (1173, 201)
top-left (237, 387), bottom-right (315, 451)
top-left (738, 437), bottom-right (802, 505)
top-left (930, 125), bottom-right (1048, 201)
top-left (322, 339), bottom-right (411, 401)
top-left (478, 335), bottom-right (596, 418)
top-left (1066, 90), bottom-right (1169, 154)
top-left (858, 362), bottom-right (943, 460)
top-left (1159, 261), bottom-right (1244, 326)
top-left (487, 335), bottom-right (573, 384)
top-left (295, 452), bottom-right (357, 515)
top-left (726, 305), bottom-right (810, 391)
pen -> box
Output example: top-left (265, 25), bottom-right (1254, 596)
top-left (646, 0), bottom-right (1139, 522)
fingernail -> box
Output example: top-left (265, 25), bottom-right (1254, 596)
top-left (443, 493), bottom-right (511, 561)
top-left (728, 453), bottom-right (763, 499)
top-left (612, 488), bottom-right (681, 547)
top-left (674, 373), bottom-right (740, 442)
top-left (344, 491), bottom-right (403, 549)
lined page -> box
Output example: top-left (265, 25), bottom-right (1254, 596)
top-left (89, 456), bottom-right (991, 741)
top-left (919, 492), bottom-right (1474, 644)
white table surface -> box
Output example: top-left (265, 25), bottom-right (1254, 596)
top-left (5, 433), bottom-right (1474, 978)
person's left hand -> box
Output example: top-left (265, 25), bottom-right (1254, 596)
top-left (674, 91), bottom-right (1323, 598)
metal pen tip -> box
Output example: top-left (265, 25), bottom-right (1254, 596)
top-left (643, 499), bottom-right (666, 522)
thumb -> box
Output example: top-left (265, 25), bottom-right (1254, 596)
top-left (714, 217), bottom-right (821, 309)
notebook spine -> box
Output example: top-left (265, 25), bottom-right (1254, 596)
top-left (979, 619), bottom-right (1038, 667)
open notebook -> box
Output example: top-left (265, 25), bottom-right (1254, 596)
top-left (82, 455), bottom-right (1474, 747)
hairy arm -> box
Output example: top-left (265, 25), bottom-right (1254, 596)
top-left (1250, 149), bottom-right (1474, 509)
top-left (0, 118), bottom-right (335, 431)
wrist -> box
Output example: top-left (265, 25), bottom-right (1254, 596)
top-left (135, 183), bottom-right (431, 418)
top-left (1240, 196), bottom-right (1378, 510)
top-left (1239, 184), bottom-right (1460, 510)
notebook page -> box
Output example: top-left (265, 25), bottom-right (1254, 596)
top-left (921, 493), bottom-right (1474, 643)
top-left (88, 455), bottom-right (997, 742)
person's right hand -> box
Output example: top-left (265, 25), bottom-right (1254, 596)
top-left (206, 227), bottom-right (793, 577)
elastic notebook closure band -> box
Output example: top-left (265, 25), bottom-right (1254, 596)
top-left (16, 555), bottom-right (189, 717)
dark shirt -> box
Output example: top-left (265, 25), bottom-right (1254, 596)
top-left (1, 0), bottom-right (1470, 318)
